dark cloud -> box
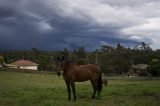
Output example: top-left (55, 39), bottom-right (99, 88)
top-left (0, 0), bottom-right (159, 51)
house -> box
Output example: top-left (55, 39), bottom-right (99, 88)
top-left (7, 60), bottom-right (38, 70)
top-left (127, 64), bottom-right (149, 76)
top-left (4, 64), bottom-right (18, 69)
top-left (0, 64), bottom-right (2, 68)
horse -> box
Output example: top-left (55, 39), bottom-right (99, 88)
top-left (102, 79), bottom-right (108, 87)
top-left (55, 57), bottom-right (102, 101)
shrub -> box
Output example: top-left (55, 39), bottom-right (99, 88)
top-left (148, 59), bottom-right (160, 76)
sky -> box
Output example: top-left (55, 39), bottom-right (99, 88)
top-left (0, 0), bottom-right (160, 51)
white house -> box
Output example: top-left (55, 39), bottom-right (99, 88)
top-left (9, 60), bottom-right (38, 70)
top-left (0, 64), bottom-right (2, 68)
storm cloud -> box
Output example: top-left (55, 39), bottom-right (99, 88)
top-left (0, 0), bottom-right (160, 51)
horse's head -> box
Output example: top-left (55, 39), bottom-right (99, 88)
top-left (55, 56), bottom-right (65, 76)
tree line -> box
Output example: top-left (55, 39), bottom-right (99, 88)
top-left (0, 42), bottom-right (160, 76)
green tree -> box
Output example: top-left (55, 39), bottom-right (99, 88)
top-left (100, 45), bottom-right (113, 52)
top-left (76, 47), bottom-right (86, 59)
top-left (148, 59), bottom-right (160, 76)
top-left (84, 53), bottom-right (96, 64)
top-left (63, 48), bottom-right (70, 61)
top-left (99, 43), bottom-right (131, 75)
top-left (134, 42), bottom-right (152, 51)
top-left (0, 55), bottom-right (4, 65)
top-left (74, 47), bottom-right (87, 64)
top-left (132, 42), bottom-right (152, 64)
top-left (70, 53), bottom-right (77, 62)
top-left (30, 48), bottom-right (41, 60)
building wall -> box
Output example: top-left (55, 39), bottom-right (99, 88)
top-left (11, 66), bottom-right (18, 69)
top-left (19, 66), bottom-right (38, 70)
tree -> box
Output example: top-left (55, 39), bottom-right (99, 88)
top-left (84, 53), bottom-right (96, 64)
top-left (132, 42), bottom-right (152, 64)
top-left (148, 59), bottom-right (160, 76)
top-left (0, 55), bottom-right (4, 65)
top-left (76, 47), bottom-right (86, 59)
top-left (74, 47), bottom-right (87, 64)
top-left (30, 48), bottom-right (41, 60)
top-left (116, 43), bottom-right (124, 50)
top-left (134, 42), bottom-right (152, 51)
top-left (98, 43), bottom-right (132, 75)
top-left (63, 48), bottom-right (70, 61)
top-left (70, 53), bottom-right (77, 62)
top-left (101, 45), bottom-right (113, 52)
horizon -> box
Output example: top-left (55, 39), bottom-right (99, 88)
top-left (0, 42), bottom-right (159, 52)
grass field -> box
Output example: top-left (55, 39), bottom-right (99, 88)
top-left (0, 71), bottom-right (160, 106)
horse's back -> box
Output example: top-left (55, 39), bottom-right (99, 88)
top-left (86, 64), bottom-right (101, 74)
top-left (77, 64), bottom-right (100, 73)
top-left (74, 67), bottom-right (91, 82)
top-left (72, 64), bottom-right (100, 82)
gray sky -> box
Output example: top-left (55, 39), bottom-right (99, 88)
top-left (0, 0), bottom-right (160, 51)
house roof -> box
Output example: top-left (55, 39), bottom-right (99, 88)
top-left (130, 64), bottom-right (148, 70)
top-left (11, 60), bottom-right (38, 66)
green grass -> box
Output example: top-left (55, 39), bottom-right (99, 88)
top-left (0, 71), bottom-right (160, 106)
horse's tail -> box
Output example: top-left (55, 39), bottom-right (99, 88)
top-left (97, 73), bottom-right (102, 95)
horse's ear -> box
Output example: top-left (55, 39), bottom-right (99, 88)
top-left (62, 56), bottom-right (65, 61)
top-left (55, 56), bottom-right (60, 61)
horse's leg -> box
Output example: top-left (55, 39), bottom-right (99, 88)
top-left (97, 74), bottom-right (102, 97)
top-left (71, 82), bottom-right (76, 101)
top-left (65, 81), bottom-right (71, 101)
top-left (90, 79), bottom-right (97, 99)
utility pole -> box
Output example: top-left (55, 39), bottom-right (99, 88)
top-left (95, 52), bottom-right (101, 71)
top-left (51, 56), bottom-right (54, 71)
top-left (95, 52), bottom-right (98, 65)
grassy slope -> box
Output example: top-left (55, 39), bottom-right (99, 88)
top-left (0, 71), bottom-right (160, 106)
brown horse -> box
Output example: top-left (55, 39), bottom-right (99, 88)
top-left (102, 79), bottom-right (108, 87)
top-left (56, 57), bottom-right (102, 101)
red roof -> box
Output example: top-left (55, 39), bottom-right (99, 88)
top-left (11, 60), bottom-right (38, 66)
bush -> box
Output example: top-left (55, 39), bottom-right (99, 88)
top-left (0, 55), bottom-right (4, 65)
top-left (148, 59), bottom-right (160, 76)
